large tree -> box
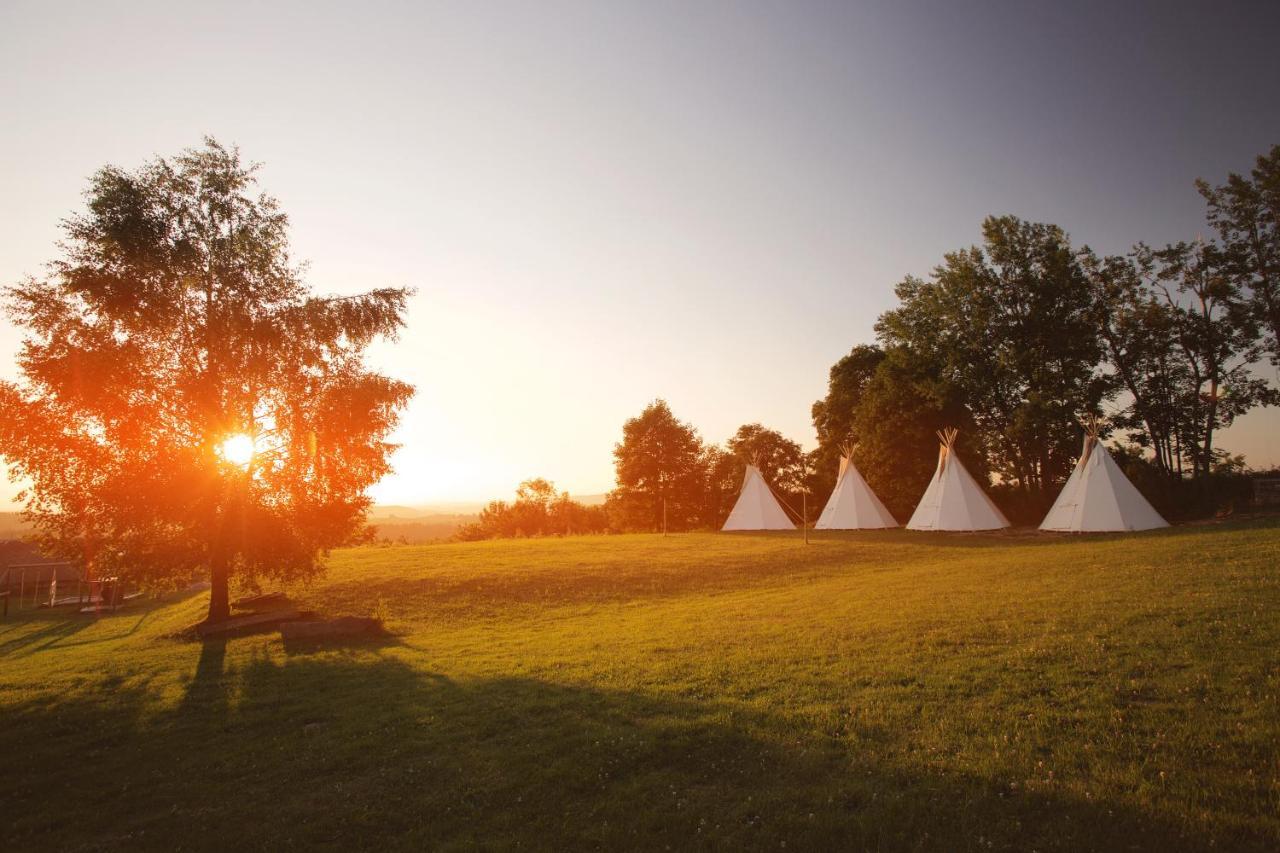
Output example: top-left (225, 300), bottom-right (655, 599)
top-left (850, 345), bottom-right (979, 520)
top-left (809, 344), bottom-right (885, 499)
top-left (0, 139), bottom-right (413, 622)
top-left (608, 400), bottom-right (707, 531)
top-left (1135, 240), bottom-right (1274, 478)
top-left (1197, 144), bottom-right (1280, 366)
top-left (1080, 249), bottom-right (1189, 477)
top-left (698, 444), bottom-right (743, 530)
top-left (724, 424), bottom-right (805, 493)
top-left (875, 216), bottom-right (1108, 496)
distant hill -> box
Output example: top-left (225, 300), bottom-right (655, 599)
top-left (367, 505), bottom-right (435, 519)
top-left (371, 493), bottom-right (608, 518)
top-left (364, 494), bottom-right (606, 543)
top-left (368, 514), bottom-right (476, 544)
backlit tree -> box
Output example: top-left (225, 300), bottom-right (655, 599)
top-left (0, 139), bottom-right (413, 623)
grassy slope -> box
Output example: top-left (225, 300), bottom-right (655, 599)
top-left (1, 521), bottom-right (1277, 852)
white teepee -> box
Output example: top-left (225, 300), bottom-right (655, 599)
top-left (722, 461), bottom-right (795, 531)
top-left (906, 428), bottom-right (1010, 531)
top-left (1040, 419), bottom-right (1169, 532)
top-left (815, 443), bottom-right (898, 529)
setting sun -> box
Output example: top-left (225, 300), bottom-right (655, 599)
top-left (219, 433), bottom-right (255, 468)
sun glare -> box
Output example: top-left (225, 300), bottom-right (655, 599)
top-left (219, 433), bottom-right (256, 468)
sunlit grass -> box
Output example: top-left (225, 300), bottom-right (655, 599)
top-left (1, 520), bottom-right (1278, 850)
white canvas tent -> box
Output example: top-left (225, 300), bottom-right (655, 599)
top-left (906, 428), bottom-right (1010, 531)
top-left (722, 461), bottom-right (795, 531)
top-left (1040, 419), bottom-right (1169, 532)
top-left (815, 443), bottom-right (897, 529)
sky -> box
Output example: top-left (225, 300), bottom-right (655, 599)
top-left (2, 0), bottom-right (1279, 507)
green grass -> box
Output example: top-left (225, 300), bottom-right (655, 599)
top-left (2, 521), bottom-right (1278, 851)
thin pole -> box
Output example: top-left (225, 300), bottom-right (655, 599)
top-left (803, 491), bottom-right (808, 545)
top-left (662, 497), bottom-right (668, 537)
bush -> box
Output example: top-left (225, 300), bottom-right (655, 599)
top-left (454, 480), bottom-right (609, 541)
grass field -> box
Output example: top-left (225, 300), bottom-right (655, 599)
top-left (1, 521), bottom-right (1278, 851)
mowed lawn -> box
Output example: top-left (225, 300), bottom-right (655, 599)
top-left (1, 521), bottom-right (1278, 851)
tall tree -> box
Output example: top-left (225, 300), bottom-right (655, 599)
top-left (0, 139), bottom-right (413, 622)
top-left (875, 216), bottom-right (1107, 496)
top-left (850, 345), bottom-right (979, 520)
top-left (698, 445), bottom-right (742, 529)
top-left (1081, 249), bottom-right (1191, 477)
top-left (809, 344), bottom-right (885, 498)
top-left (1197, 144), bottom-right (1280, 366)
top-left (609, 400), bottom-right (707, 531)
top-left (1136, 240), bottom-right (1275, 478)
top-left (725, 424), bottom-right (805, 494)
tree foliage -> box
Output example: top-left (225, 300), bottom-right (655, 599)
top-left (1135, 240), bottom-right (1275, 478)
top-left (815, 148), bottom-right (1280, 519)
top-left (875, 216), bottom-right (1106, 497)
top-left (1197, 144), bottom-right (1280, 365)
top-left (455, 479), bottom-right (608, 540)
top-left (849, 346), bottom-right (980, 520)
top-left (808, 345), bottom-right (885, 499)
top-left (607, 405), bottom-right (807, 530)
top-left (698, 445), bottom-right (743, 530)
top-left (608, 400), bottom-right (707, 532)
top-left (0, 139), bottom-right (413, 621)
top-left (724, 424), bottom-right (805, 495)
top-left (1081, 250), bottom-right (1189, 476)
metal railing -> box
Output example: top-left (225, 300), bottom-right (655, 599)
top-left (0, 562), bottom-right (94, 618)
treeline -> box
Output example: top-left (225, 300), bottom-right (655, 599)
top-left (455, 479), bottom-right (609, 540)
top-left (805, 144), bottom-right (1280, 523)
top-left (451, 410), bottom-right (808, 539)
top-left (462, 144), bottom-right (1280, 538)
top-left (609, 145), bottom-right (1280, 529)
top-left (605, 405), bottom-right (809, 531)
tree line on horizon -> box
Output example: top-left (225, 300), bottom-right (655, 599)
top-left (466, 143), bottom-right (1280, 536)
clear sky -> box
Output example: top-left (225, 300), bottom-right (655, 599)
top-left (3, 0), bottom-right (1279, 507)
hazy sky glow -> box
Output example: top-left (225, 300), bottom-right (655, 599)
top-left (3, 1), bottom-right (1279, 507)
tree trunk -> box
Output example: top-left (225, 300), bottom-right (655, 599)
top-left (207, 548), bottom-right (231, 623)
top-left (1202, 379), bottom-right (1219, 480)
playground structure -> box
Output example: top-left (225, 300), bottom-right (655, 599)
top-left (0, 561), bottom-right (135, 619)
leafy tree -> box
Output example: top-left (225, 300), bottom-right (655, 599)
top-left (0, 139), bottom-right (412, 623)
top-left (1197, 144), bottom-right (1280, 365)
top-left (455, 479), bottom-right (607, 539)
top-left (1082, 250), bottom-right (1195, 477)
top-left (548, 491), bottom-right (609, 536)
top-left (609, 400), bottom-right (706, 531)
top-left (725, 424), bottom-right (805, 494)
top-left (875, 216), bottom-right (1107, 496)
top-left (850, 346), bottom-right (978, 520)
top-left (809, 344), bottom-right (885, 499)
top-left (1135, 240), bottom-right (1275, 478)
top-left (698, 444), bottom-right (742, 529)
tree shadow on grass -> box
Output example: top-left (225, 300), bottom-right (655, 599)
top-left (0, 609), bottom-right (94, 657)
top-left (0, 583), bottom-right (212, 659)
top-left (310, 520), bottom-right (1259, 622)
top-left (2, 648), bottom-right (1269, 852)
top-left (280, 629), bottom-right (402, 657)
